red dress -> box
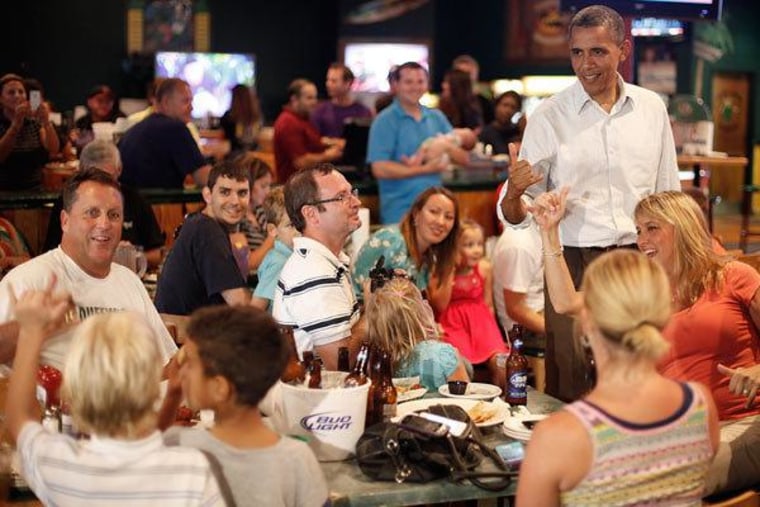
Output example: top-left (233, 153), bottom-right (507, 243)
top-left (439, 263), bottom-right (508, 364)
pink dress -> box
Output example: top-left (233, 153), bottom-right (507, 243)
top-left (439, 264), bottom-right (508, 364)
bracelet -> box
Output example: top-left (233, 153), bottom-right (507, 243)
top-left (542, 247), bottom-right (564, 258)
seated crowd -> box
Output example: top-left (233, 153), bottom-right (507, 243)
top-left (2, 5), bottom-right (760, 503)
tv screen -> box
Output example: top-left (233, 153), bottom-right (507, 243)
top-left (340, 40), bottom-right (430, 93)
top-left (560, 0), bottom-right (722, 20)
top-left (155, 52), bottom-right (256, 119)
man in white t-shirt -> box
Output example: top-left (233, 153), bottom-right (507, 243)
top-left (272, 163), bottom-right (366, 369)
top-left (492, 219), bottom-right (545, 345)
top-left (0, 168), bottom-right (176, 369)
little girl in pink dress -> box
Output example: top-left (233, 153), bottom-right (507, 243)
top-left (438, 219), bottom-right (509, 386)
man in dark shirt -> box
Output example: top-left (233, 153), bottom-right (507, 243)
top-left (118, 78), bottom-right (210, 188)
top-left (154, 161), bottom-right (251, 315)
top-left (44, 139), bottom-right (165, 268)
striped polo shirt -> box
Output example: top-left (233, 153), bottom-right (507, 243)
top-left (273, 236), bottom-right (360, 357)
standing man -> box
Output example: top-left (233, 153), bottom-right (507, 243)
top-left (312, 63), bottom-right (372, 138)
top-left (497, 4), bottom-right (679, 402)
top-left (119, 78), bottom-right (210, 188)
top-left (367, 62), bottom-right (469, 224)
top-left (273, 79), bottom-right (343, 184)
top-left (452, 54), bottom-right (494, 125)
top-left (155, 161), bottom-right (251, 316)
top-left (273, 164), bottom-right (365, 370)
top-left (0, 168), bottom-right (177, 369)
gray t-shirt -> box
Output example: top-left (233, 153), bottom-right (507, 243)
top-left (163, 427), bottom-right (328, 507)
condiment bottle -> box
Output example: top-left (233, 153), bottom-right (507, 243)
top-left (279, 326), bottom-right (305, 384)
top-left (506, 325), bottom-right (528, 406)
top-left (343, 342), bottom-right (370, 387)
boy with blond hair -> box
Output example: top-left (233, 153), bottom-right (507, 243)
top-left (6, 279), bottom-right (223, 506)
top-left (251, 186), bottom-right (299, 310)
top-left (161, 305), bottom-right (328, 507)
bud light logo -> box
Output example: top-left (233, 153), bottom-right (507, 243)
top-left (300, 412), bottom-right (353, 433)
top-left (509, 373), bottom-right (527, 389)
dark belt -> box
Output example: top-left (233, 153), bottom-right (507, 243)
top-left (564, 243), bottom-right (638, 254)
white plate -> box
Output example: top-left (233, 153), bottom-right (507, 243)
top-left (438, 382), bottom-right (502, 401)
top-left (393, 398), bottom-right (509, 427)
top-left (397, 387), bottom-right (428, 403)
top-left (502, 413), bottom-right (547, 441)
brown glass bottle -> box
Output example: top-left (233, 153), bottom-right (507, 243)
top-left (337, 346), bottom-right (350, 372)
top-left (301, 351), bottom-right (315, 371)
top-left (344, 341), bottom-right (370, 387)
top-left (374, 350), bottom-right (398, 422)
top-left (505, 325), bottom-right (528, 406)
top-left (308, 356), bottom-right (323, 389)
top-left (279, 326), bottom-right (305, 384)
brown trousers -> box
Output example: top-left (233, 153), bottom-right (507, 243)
top-left (544, 245), bottom-right (636, 402)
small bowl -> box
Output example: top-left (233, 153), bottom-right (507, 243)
top-left (448, 380), bottom-right (468, 395)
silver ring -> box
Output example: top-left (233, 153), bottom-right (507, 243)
top-left (743, 388), bottom-right (751, 396)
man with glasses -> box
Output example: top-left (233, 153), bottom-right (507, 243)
top-left (273, 163), bottom-right (365, 370)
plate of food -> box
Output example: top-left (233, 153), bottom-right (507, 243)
top-left (393, 397), bottom-right (509, 427)
top-left (393, 376), bottom-right (428, 403)
top-left (438, 382), bottom-right (502, 401)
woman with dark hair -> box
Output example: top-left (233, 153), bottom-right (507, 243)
top-left (478, 90), bottom-right (526, 155)
top-left (352, 186), bottom-right (459, 314)
top-left (438, 69), bottom-right (483, 131)
top-left (220, 84), bottom-right (263, 153)
top-left (0, 74), bottom-right (59, 190)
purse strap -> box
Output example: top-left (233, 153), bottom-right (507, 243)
top-left (382, 425), bottom-right (413, 484)
top-left (445, 433), bottom-right (517, 492)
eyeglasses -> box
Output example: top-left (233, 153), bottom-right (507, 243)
top-left (306, 188), bottom-right (359, 206)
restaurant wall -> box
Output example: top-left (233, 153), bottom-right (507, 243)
top-left (0, 0), bottom-right (340, 123)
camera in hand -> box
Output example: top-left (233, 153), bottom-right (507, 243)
top-left (368, 255), bottom-right (413, 292)
top-left (369, 255), bottom-right (395, 292)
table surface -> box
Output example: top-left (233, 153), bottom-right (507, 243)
top-left (677, 154), bottom-right (749, 168)
top-left (323, 389), bottom-right (562, 507)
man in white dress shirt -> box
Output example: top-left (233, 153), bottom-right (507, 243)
top-left (497, 4), bottom-right (680, 401)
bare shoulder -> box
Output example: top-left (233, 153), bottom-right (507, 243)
top-left (478, 259), bottom-right (492, 275)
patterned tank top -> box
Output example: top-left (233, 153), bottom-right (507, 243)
top-left (560, 382), bottom-right (713, 507)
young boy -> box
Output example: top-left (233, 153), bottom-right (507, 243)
top-left (6, 279), bottom-right (223, 506)
top-left (251, 187), bottom-right (299, 311)
top-left (161, 305), bottom-right (328, 507)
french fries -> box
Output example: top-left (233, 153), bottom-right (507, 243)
top-left (467, 401), bottom-right (497, 424)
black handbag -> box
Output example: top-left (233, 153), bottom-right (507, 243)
top-left (355, 404), bottom-right (516, 491)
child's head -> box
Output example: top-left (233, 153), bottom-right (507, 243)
top-left (264, 186), bottom-right (299, 248)
top-left (182, 305), bottom-right (286, 411)
top-left (63, 312), bottom-right (162, 438)
top-left (235, 153), bottom-right (273, 207)
top-left (458, 218), bottom-right (485, 267)
top-left (367, 278), bottom-right (439, 366)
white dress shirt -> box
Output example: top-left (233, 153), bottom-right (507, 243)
top-left (497, 76), bottom-right (680, 247)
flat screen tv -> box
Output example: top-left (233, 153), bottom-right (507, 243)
top-left (155, 51), bottom-right (256, 119)
top-left (559, 0), bottom-right (722, 20)
top-left (340, 39), bottom-right (430, 93)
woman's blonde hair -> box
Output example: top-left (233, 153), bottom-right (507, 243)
top-left (582, 250), bottom-right (671, 361)
top-left (366, 278), bottom-right (439, 366)
top-left (634, 191), bottom-right (725, 306)
top-left (62, 312), bottom-right (162, 438)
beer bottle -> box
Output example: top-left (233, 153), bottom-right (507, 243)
top-left (375, 350), bottom-right (398, 422)
top-left (344, 341), bottom-right (370, 387)
top-left (506, 325), bottom-right (528, 406)
top-left (301, 351), bottom-right (315, 371)
top-left (279, 326), bottom-right (305, 384)
top-left (308, 356), bottom-right (323, 389)
top-left (337, 346), bottom-right (350, 372)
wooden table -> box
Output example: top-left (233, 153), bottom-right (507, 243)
top-left (677, 154), bottom-right (749, 231)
